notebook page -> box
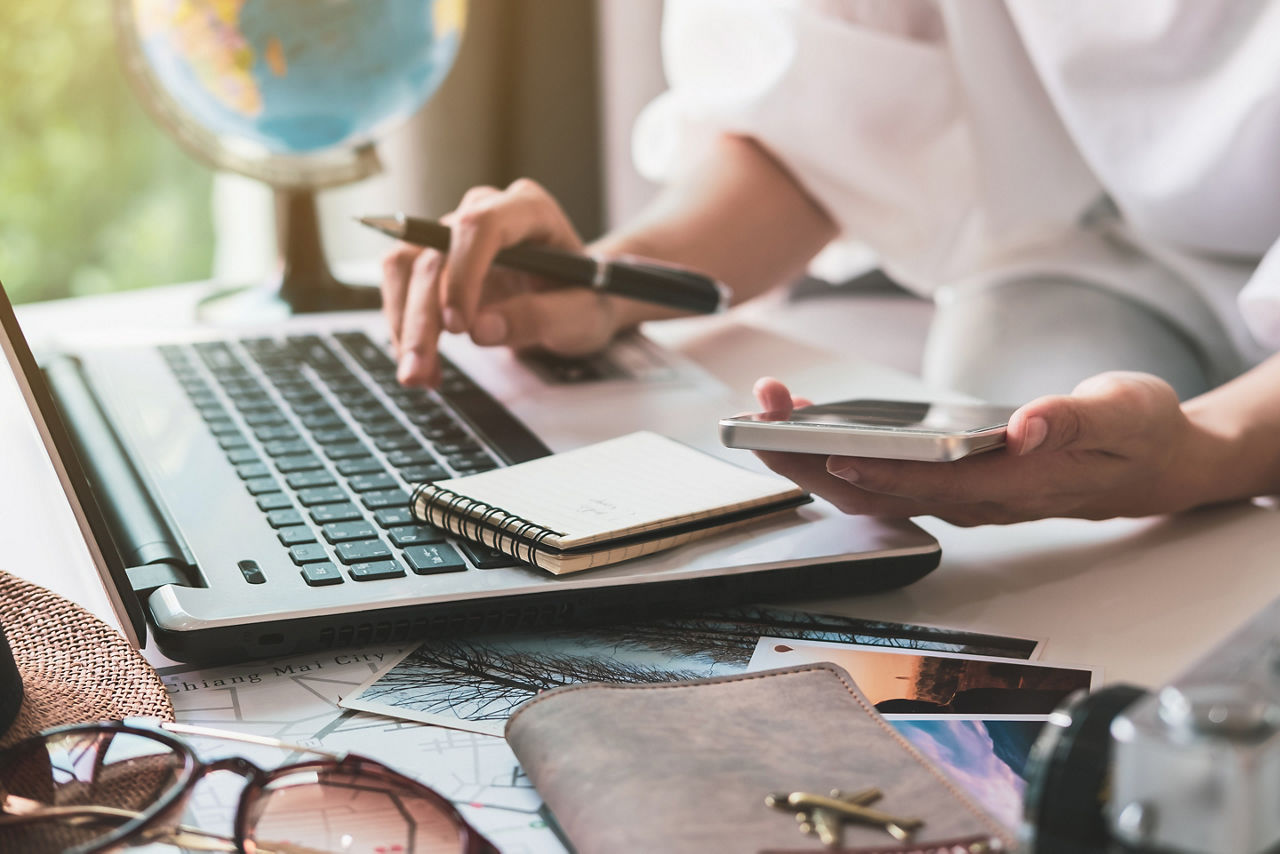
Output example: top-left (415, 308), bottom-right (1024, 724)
top-left (428, 431), bottom-right (804, 550)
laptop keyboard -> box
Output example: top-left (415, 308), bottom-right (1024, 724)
top-left (157, 331), bottom-right (550, 586)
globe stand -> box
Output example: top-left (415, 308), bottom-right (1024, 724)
top-left (196, 187), bottom-right (380, 323)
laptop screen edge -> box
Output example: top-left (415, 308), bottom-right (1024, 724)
top-left (0, 280), bottom-right (145, 648)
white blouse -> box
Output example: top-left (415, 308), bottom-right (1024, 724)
top-left (633, 0), bottom-right (1280, 373)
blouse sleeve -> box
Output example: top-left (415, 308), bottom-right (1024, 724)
top-left (631, 0), bottom-right (968, 283)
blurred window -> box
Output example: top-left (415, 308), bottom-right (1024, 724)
top-left (0, 1), bottom-right (214, 304)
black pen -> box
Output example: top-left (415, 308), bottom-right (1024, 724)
top-left (358, 213), bottom-right (730, 315)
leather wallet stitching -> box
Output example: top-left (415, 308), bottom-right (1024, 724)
top-left (506, 662), bottom-right (1013, 843)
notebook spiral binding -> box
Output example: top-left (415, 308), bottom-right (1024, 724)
top-left (410, 482), bottom-right (559, 567)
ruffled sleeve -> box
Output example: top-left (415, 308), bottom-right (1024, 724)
top-left (632, 0), bottom-right (971, 284)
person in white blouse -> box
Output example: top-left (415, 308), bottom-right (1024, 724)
top-left (381, 0), bottom-right (1280, 526)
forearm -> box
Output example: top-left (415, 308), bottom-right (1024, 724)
top-left (1180, 353), bottom-right (1280, 505)
top-left (590, 134), bottom-right (838, 328)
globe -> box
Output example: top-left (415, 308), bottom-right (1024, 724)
top-left (111, 0), bottom-right (468, 313)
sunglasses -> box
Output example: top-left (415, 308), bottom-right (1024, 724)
top-left (0, 718), bottom-right (499, 853)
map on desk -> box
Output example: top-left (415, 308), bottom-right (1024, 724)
top-left (157, 648), bottom-right (564, 853)
top-left (340, 605), bottom-right (1044, 736)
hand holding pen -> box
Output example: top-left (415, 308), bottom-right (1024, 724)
top-left (368, 180), bottom-right (731, 387)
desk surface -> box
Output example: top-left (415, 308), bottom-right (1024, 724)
top-left (7, 279), bottom-right (1280, 688)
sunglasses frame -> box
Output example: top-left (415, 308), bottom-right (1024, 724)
top-left (0, 719), bottom-right (498, 854)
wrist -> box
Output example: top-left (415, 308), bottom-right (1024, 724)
top-left (1178, 397), bottom-right (1274, 509)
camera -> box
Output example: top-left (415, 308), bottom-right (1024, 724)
top-left (1021, 596), bottom-right (1280, 854)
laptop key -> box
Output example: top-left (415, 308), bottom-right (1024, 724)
top-left (278, 525), bottom-right (318, 547)
top-left (266, 509), bottom-right (305, 528)
top-left (397, 464), bottom-right (450, 483)
top-left (218, 432), bottom-right (250, 450)
top-left (263, 438), bottom-right (310, 457)
top-left (386, 449), bottom-right (436, 468)
top-left (288, 398), bottom-right (333, 416)
top-left (350, 404), bottom-right (393, 424)
top-left (297, 486), bottom-right (348, 506)
top-left (301, 562), bottom-right (344, 586)
top-left (243, 409), bottom-right (287, 427)
top-left (388, 524), bottom-right (446, 548)
top-left (244, 476), bottom-right (280, 496)
top-left (323, 442), bottom-right (371, 460)
top-left (235, 462), bottom-right (272, 480)
top-left (363, 420), bottom-right (408, 437)
top-left (256, 492), bottom-right (293, 512)
top-left (336, 457), bottom-right (385, 477)
top-left (403, 544), bottom-right (468, 575)
top-left (254, 425), bottom-right (299, 442)
top-left (361, 488), bottom-right (409, 510)
top-left (289, 543), bottom-right (330, 565)
top-left (322, 520), bottom-right (378, 543)
top-left (226, 447), bottom-right (260, 465)
top-left (348, 473), bottom-right (398, 493)
top-left (447, 453), bottom-right (497, 473)
top-left (374, 434), bottom-right (421, 452)
top-left (373, 506), bottom-right (414, 528)
top-left (312, 428), bottom-right (357, 446)
top-left (348, 560), bottom-right (406, 581)
top-left (207, 419), bottom-right (241, 436)
top-left (334, 331), bottom-right (395, 371)
top-left (286, 470), bottom-right (337, 490)
top-left (335, 539), bottom-right (392, 564)
top-left (309, 502), bottom-right (363, 524)
top-left (457, 539), bottom-right (520, 569)
top-left (275, 454), bottom-right (324, 473)
top-left (434, 439), bottom-right (483, 457)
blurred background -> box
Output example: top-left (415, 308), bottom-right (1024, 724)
top-left (0, 0), bottom-right (665, 304)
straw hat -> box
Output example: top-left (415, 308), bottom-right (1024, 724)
top-left (0, 570), bottom-right (173, 748)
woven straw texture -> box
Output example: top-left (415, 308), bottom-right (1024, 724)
top-left (0, 571), bottom-right (173, 748)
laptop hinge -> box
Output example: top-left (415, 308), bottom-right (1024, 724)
top-left (42, 355), bottom-right (201, 592)
top-left (126, 564), bottom-right (190, 596)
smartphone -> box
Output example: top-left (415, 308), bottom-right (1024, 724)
top-left (719, 398), bottom-right (1017, 462)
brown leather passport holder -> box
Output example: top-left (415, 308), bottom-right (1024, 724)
top-left (505, 662), bottom-right (1013, 854)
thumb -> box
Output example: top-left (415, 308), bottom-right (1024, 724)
top-left (1008, 372), bottom-right (1175, 456)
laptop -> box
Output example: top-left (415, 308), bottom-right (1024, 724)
top-left (0, 279), bottom-right (940, 664)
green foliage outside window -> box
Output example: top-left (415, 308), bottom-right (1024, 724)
top-left (0, 1), bottom-right (214, 304)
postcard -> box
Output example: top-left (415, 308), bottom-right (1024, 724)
top-left (339, 605), bottom-right (1043, 736)
top-left (748, 636), bottom-right (1098, 715)
top-left (888, 717), bottom-right (1046, 831)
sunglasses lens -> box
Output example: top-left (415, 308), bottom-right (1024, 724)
top-left (248, 767), bottom-right (470, 854)
top-left (0, 729), bottom-right (185, 853)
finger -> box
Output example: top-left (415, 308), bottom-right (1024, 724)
top-left (753, 449), bottom-right (925, 517)
top-left (397, 248), bottom-right (446, 386)
top-left (470, 288), bottom-right (617, 355)
top-left (442, 178), bottom-right (581, 334)
top-left (826, 453), bottom-right (1009, 505)
top-left (752, 377), bottom-right (795, 417)
top-left (458, 185), bottom-right (502, 209)
top-left (379, 242), bottom-right (421, 358)
top-left (1009, 372), bottom-right (1177, 455)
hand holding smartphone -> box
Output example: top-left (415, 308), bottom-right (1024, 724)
top-left (719, 398), bottom-right (1017, 462)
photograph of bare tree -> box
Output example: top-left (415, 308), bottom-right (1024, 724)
top-left (340, 605), bottom-right (1040, 735)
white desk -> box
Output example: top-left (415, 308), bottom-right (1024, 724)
top-left (7, 280), bottom-right (1280, 689)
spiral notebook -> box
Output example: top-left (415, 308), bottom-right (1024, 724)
top-left (410, 431), bottom-right (811, 574)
